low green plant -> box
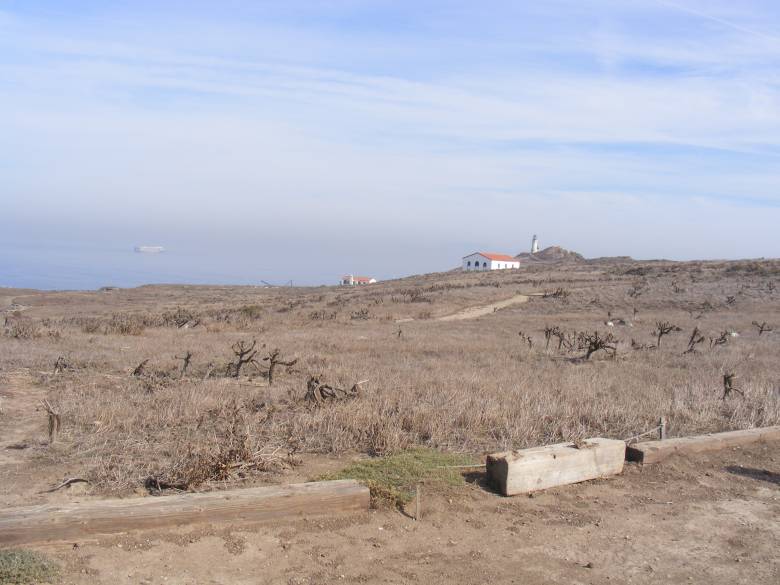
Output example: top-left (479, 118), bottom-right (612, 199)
top-left (321, 448), bottom-right (477, 506)
top-left (0, 549), bottom-right (59, 584)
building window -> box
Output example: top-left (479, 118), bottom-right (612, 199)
top-left (467, 261), bottom-right (471, 267)
top-left (482, 262), bottom-right (487, 268)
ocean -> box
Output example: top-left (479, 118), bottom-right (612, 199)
top-left (0, 240), bottom-right (312, 290)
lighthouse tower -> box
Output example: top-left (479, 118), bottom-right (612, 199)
top-left (531, 234), bottom-right (539, 254)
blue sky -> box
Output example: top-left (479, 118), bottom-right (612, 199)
top-left (2, 1), bottom-right (780, 283)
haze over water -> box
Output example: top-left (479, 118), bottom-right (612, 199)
top-left (0, 241), bottom-right (279, 290)
top-left (0, 232), bottom-right (458, 290)
top-left (3, 2), bottom-right (780, 290)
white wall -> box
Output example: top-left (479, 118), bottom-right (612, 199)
top-left (462, 254), bottom-right (519, 271)
top-left (491, 259), bottom-right (520, 270)
top-left (340, 275), bottom-right (377, 285)
top-left (463, 253), bottom-right (487, 271)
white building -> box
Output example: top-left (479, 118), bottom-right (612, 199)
top-left (462, 252), bottom-right (520, 271)
top-left (340, 274), bottom-right (377, 286)
top-left (531, 234), bottom-right (539, 254)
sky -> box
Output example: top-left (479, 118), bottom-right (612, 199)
top-left (1, 1), bottom-right (779, 286)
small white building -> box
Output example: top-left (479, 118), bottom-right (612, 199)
top-left (462, 252), bottom-right (520, 271)
top-left (340, 274), bottom-right (377, 286)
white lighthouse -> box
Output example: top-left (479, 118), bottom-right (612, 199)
top-left (531, 234), bottom-right (539, 254)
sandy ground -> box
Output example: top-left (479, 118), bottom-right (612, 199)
top-left (0, 371), bottom-right (48, 471)
top-left (437, 294), bottom-right (532, 321)
top-left (22, 444), bottom-right (780, 585)
top-left (1, 374), bottom-right (778, 585)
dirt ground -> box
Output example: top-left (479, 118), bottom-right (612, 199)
top-left (15, 444), bottom-right (780, 585)
top-left (2, 371), bottom-right (778, 585)
top-left (437, 293), bottom-right (534, 321)
top-left (1, 260), bottom-right (778, 584)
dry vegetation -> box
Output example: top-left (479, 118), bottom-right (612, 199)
top-left (1, 258), bottom-right (779, 495)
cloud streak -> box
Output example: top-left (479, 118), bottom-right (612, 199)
top-left (1, 0), bottom-right (779, 285)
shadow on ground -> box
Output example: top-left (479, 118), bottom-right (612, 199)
top-left (463, 470), bottom-right (502, 495)
top-left (725, 465), bottom-right (780, 486)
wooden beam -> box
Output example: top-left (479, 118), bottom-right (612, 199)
top-left (626, 426), bottom-right (780, 464)
top-left (0, 480), bottom-right (369, 546)
top-left (486, 438), bottom-right (625, 496)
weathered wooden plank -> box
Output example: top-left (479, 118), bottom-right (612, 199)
top-left (486, 438), bottom-right (625, 496)
top-left (625, 426), bottom-right (780, 464)
top-left (0, 479), bottom-right (369, 546)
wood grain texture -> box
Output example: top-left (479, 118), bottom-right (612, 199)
top-left (0, 479), bottom-right (369, 546)
top-left (626, 426), bottom-right (780, 464)
top-left (486, 438), bottom-right (625, 496)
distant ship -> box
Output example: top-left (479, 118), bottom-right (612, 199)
top-left (134, 245), bottom-right (165, 254)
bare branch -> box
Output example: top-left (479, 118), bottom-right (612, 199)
top-left (709, 331), bottom-right (730, 349)
top-left (41, 399), bottom-right (61, 444)
top-left (653, 321), bottom-right (681, 348)
top-left (175, 351), bottom-right (193, 377)
top-left (131, 359), bottom-right (149, 377)
top-left (578, 331), bottom-right (618, 360)
top-left (228, 339), bottom-right (258, 378)
top-left (39, 477), bottom-right (89, 493)
top-left (304, 375), bottom-right (361, 404)
top-left (752, 321), bottom-right (772, 336)
top-left (53, 356), bottom-right (68, 374)
top-left (262, 348), bottom-right (298, 385)
top-left (683, 327), bottom-right (705, 355)
top-left (518, 331), bottom-right (533, 349)
top-left (722, 372), bottom-right (744, 400)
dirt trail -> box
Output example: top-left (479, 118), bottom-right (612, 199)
top-left (0, 371), bottom-right (46, 464)
top-left (16, 442), bottom-right (780, 585)
top-left (0, 370), bottom-right (74, 505)
top-left (437, 293), bottom-right (534, 321)
top-left (0, 299), bottom-right (30, 314)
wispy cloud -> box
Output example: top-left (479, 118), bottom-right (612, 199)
top-left (1, 0), bottom-right (779, 275)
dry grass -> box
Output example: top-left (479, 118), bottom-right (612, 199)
top-left (0, 549), bottom-right (59, 585)
top-left (321, 448), bottom-right (478, 506)
top-left (1, 258), bottom-right (778, 493)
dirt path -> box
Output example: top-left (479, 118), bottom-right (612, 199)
top-left (0, 370), bottom-right (76, 506)
top-left (21, 442), bottom-right (779, 585)
top-left (0, 299), bottom-right (30, 315)
top-left (437, 293), bottom-right (533, 321)
top-left (0, 371), bottom-right (46, 464)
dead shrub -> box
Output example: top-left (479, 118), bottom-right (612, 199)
top-left (542, 287), bottom-right (570, 300)
top-left (104, 314), bottom-right (146, 335)
top-left (145, 404), bottom-right (298, 491)
top-left (350, 308), bottom-right (371, 320)
top-left (576, 331), bottom-right (619, 360)
top-left (4, 318), bottom-right (40, 340)
top-left (7, 257), bottom-right (780, 496)
top-left (78, 317), bottom-right (102, 334)
top-left (161, 307), bottom-right (200, 328)
top-left (309, 310), bottom-right (337, 321)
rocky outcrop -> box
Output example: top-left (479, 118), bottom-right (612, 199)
top-left (516, 246), bottom-right (585, 263)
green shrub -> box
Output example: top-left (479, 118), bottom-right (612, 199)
top-left (321, 448), bottom-right (477, 506)
top-left (0, 549), bottom-right (59, 584)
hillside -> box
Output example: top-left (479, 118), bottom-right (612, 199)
top-left (1, 258), bottom-right (779, 584)
top-left (516, 245), bottom-right (585, 263)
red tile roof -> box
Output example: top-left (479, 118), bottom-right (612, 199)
top-left (464, 252), bottom-right (518, 262)
top-left (342, 275), bottom-right (374, 282)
